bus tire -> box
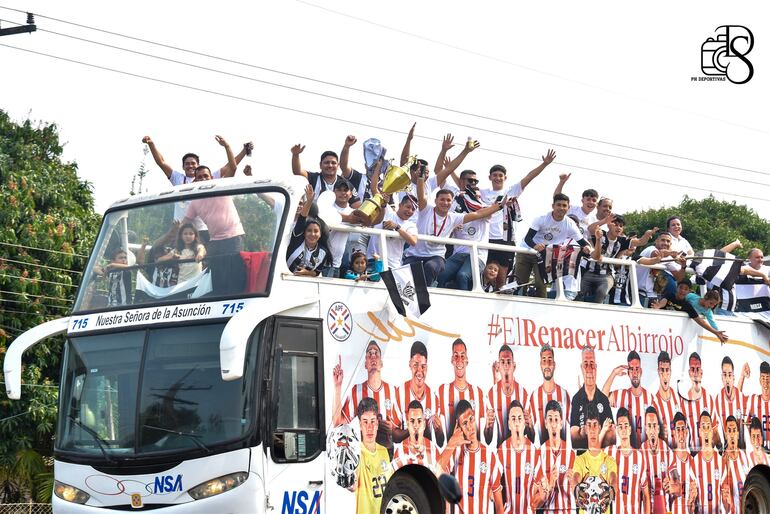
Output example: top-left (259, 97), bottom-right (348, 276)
top-left (381, 469), bottom-right (437, 514)
top-left (743, 468), bottom-right (770, 513)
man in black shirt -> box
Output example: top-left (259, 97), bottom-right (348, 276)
top-left (570, 347), bottom-right (615, 450)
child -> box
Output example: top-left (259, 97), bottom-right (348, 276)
top-left (481, 261), bottom-right (500, 292)
top-left (157, 223), bottom-right (206, 282)
top-left (344, 251), bottom-right (382, 282)
top-left (94, 248), bottom-right (132, 306)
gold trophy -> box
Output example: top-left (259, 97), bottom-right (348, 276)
top-left (351, 156), bottom-right (415, 226)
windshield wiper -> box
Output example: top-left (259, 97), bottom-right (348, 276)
top-left (67, 415), bottom-right (116, 464)
top-left (142, 424), bottom-right (211, 453)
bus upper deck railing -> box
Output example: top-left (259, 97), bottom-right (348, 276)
top-left (327, 222), bottom-right (670, 309)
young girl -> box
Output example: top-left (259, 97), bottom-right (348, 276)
top-left (344, 251), bottom-right (382, 282)
top-left (481, 261), bottom-right (500, 292)
top-left (157, 223), bottom-right (206, 282)
top-left (286, 217), bottom-right (332, 276)
top-left (94, 248), bottom-right (132, 306)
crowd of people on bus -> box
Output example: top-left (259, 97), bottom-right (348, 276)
top-left (280, 124), bottom-right (770, 339)
top-left (329, 338), bottom-right (769, 513)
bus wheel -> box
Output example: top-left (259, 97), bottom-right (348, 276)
top-left (743, 470), bottom-right (770, 513)
top-left (381, 473), bottom-right (432, 514)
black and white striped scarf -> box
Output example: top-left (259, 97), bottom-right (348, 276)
top-left (287, 243), bottom-right (328, 273)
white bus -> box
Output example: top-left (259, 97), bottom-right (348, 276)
top-left (5, 175), bottom-right (770, 513)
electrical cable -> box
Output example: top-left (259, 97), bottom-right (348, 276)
top-left (0, 288), bottom-right (73, 302)
top-left (0, 257), bottom-right (83, 275)
top-left (4, 21), bottom-right (765, 187)
top-left (2, 42), bottom-right (768, 203)
top-left (0, 241), bottom-right (87, 258)
top-left (0, 274), bottom-right (77, 288)
top-left (0, 6), bottom-right (765, 176)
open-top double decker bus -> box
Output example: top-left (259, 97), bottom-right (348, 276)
top-left (5, 175), bottom-right (770, 513)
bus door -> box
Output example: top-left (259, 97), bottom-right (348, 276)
top-left (262, 316), bottom-right (326, 514)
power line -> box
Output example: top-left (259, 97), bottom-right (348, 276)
top-left (13, 22), bottom-right (769, 188)
top-left (0, 296), bottom-right (70, 310)
top-left (0, 273), bottom-right (77, 288)
top-left (0, 6), bottom-right (764, 177)
top-left (0, 257), bottom-right (83, 275)
top-left (1, 308), bottom-right (56, 317)
top-left (295, 0), bottom-right (770, 139)
top-left (0, 381), bottom-right (59, 389)
top-left (0, 288), bottom-right (73, 302)
top-left (2, 42), bottom-right (769, 204)
top-left (0, 241), bottom-right (87, 258)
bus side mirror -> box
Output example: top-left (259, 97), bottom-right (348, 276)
top-left (438, 473), bottom-right (462, 505)
top-left (3, 317), bottom-right (70, 399)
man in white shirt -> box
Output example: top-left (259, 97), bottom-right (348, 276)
top-left (438, 170), bottom-right (490, 290)
top-left (553, 173), bottom-right (599, 239)
top-left (324, 178), bottom-right (357, 278)
top-left (403, 173), bottom-right (503, 286)
top-left (515, 193), bottom-right (590, 298)
top-left (366, 195), bottom-right (418, 269)
top-left (290, 143), bottom-right (362, 208)
top-left (481, 149), bottom-right (557, 288)
top-left (635, 232), bottom-right (687, 307)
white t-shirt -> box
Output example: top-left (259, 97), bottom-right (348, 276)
top-left (669, 234), bottom-right (694, 255)
top-left (567, 205), bottom-right (597, 240)
top-left (169, 169), bottom-right (222, 231)
top-left (636, 245), bottom-right (682, 295)
top-left (481, 182), bottom-right (524, 241)
top-left (451, 198), bottom-right (491, 262)
top-left (405, 206), bottom-right (465, 258)
top-left (522, 213), bottom-right (583, 249)
top-left (328, 203), bottom-right (354, 267)
top-left (367, 208), bottom-right (417, 269)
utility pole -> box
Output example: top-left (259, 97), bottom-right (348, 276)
top-left (0, 13), bottom-right (36, 37)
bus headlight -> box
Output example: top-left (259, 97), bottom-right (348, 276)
top-left (188, 472), bottom-right (248, 500)
top-left (54, 480), bottom-right (90, 504)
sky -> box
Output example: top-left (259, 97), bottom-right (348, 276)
top-left (0, 1), bottom-right (768, 233)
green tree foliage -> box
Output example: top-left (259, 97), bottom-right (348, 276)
top-left (0, 110), bottom-right (101, 502)
top-left (622, 195), bottom-right (770, 257)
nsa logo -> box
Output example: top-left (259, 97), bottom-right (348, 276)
top-left (480, 462), bottom-right (488, 474)
top-left (524, 462), bottom-right (533, 474)
top-left (597, 403), bottom-right (604, 413)
top-left (600, 463), bottom-right (608, 475)
top-left (714, 469), bottom-right (721, 480)
top-left (384, 399), bottom-right (392, 411)
top-left (397, 281), bottom-right (416, 305)
top-left (381, 460), bottom-right (389, 472)
top-left (632, 463), bottom-right (639, 474)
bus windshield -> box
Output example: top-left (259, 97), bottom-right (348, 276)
top-left (73, 189), bottom-right (286, 312)
top-left (56, 323), bottom-right (259, 459)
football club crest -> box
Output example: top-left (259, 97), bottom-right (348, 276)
top-left (524, 462), bottom-right (533, 474)
top-left (480, 461), bottom-right (488, 474)
top-left (327, 302), bottom-right (353, 341)
top-left (597, 403), bottom-right (604, 413)
top-left (632, 463), bottom-right (639, 474)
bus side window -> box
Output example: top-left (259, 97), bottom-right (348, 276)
top-left (270, 318), bottom-right (325, 463)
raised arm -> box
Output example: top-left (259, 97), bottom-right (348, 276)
top-left (553, 172), bottom-right (570, 197)
top-left (291, 144), bottom-right (309, 178)
top-left (437, 138), bottom-right (480, 187)
top-left (215, 135), bottom-right (238, 177)
top-left (520, 149), bottom-right (556, 190)
top-left (224, 141), bottom-right (253, 176)
top-left (339, 135), bottom-right (357, 178)
top-left (142, 135), bottom-right (173, 178)
top-left (433, 133), bottom-right (455, 180)
top-left (590, 227), bottom-right (603, 262)
top-left (416, 174), bottom-right (428, 211)
top-left (630, 227), bottom-right (659, 248)
top-left (400, 122), bottom-right (416, 166)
